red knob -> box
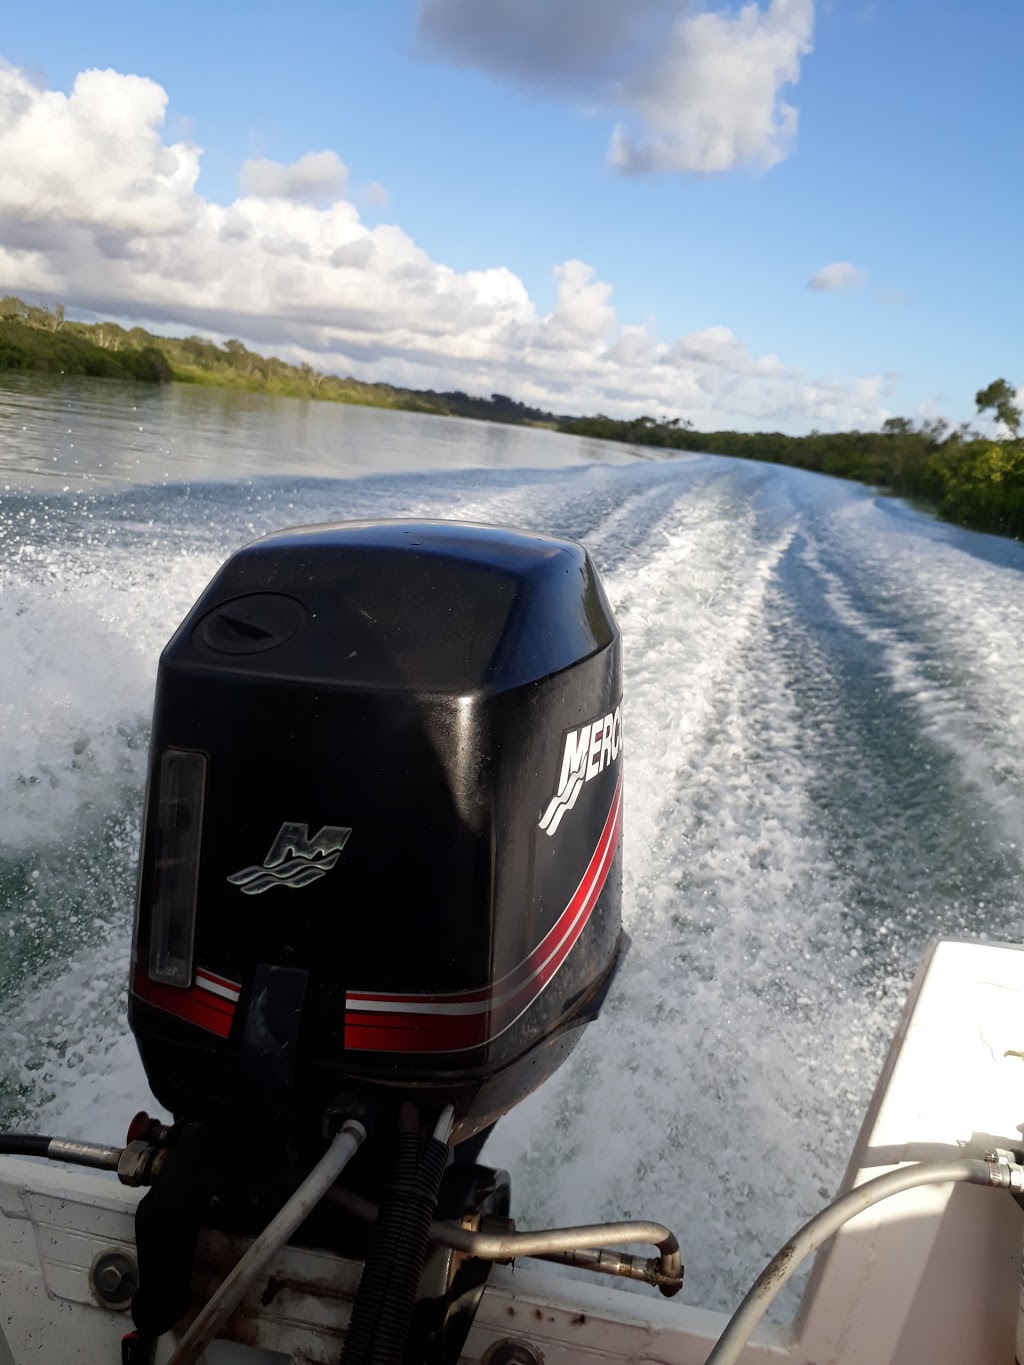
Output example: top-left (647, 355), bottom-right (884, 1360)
top-left (126, 1111), bottom-right (152, 1144)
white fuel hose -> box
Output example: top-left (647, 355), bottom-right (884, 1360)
top-left (704, 1158), bottom-right (1007, 1365)
top-left (168, 1119), bottom-right (366, 1365)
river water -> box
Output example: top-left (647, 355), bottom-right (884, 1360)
top-left (1, 374), bottom-right (1023, 1315)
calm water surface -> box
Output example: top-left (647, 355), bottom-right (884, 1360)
top-left (0, 372), bottom-right (632, 489)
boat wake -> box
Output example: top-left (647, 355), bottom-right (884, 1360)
top-left (2, 451), bottom-right (1024, 1313)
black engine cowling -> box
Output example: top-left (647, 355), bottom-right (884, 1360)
top-left (129, 519), bottom-right (626, 1147)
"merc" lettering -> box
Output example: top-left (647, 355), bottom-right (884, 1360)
top-left (539, 704), bottom-right (622, 837)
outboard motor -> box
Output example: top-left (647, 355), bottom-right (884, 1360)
top-left (129, 519), bottom-right (626, 1147)
top-left (120, 520), bottom-right (639, 1364)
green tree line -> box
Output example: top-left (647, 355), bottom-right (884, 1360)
top-left (559, 383), bottom-right (1024, 540)
top-left (1, 296), bottom-right (1021, 540)
top-left (0, 298), bottom-right (174, 382)
top-left (0, 297), bottom-right (553, 425)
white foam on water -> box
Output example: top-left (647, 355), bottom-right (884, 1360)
top-left (800, 505), bottom-right (1024, 866)
top-left (0, 533), bottom-right (225, 847)
top-left (7, 918), bottom-right (159, 1139)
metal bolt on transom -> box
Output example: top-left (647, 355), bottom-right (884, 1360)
top-left (89, 1250), bottom-right (139, 1310)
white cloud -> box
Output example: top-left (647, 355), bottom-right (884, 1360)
top-left (419, 0), bottom-right (814, 174)
top-left (607, 324), bottom-right (654, 367)
top-left (361, 180), bottom-right (391, 208)
top-left (239, 150), bottom-right (348, 203)
top-left (0, 61), bottom-right (885, 433)
top-left (545, 260), bottom-right (617, 344)
top-left (0, 63), bottom-right (200, 234)
top-left (668, 325), bottom-right (748, 367)
top-left (610, 0), bottom-right (814, 173)
top-left (328, 238), bottom-right (376, 270)
top-left (808, 261), bottom-right (867, 292)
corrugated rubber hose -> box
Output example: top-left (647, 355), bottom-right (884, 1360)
top-left (340, 1106), bottom-right (454, 1365)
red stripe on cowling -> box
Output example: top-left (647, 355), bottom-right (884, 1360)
top-left (132, 969), bottom-right (236, 1040)
top-left (344, 1011), bottom-right (486, 1053)
top-left (345, 778), bottom-right (622, 1053)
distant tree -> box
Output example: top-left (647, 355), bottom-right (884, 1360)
top-left (94, 323), bottom-right (128, 351)
top-left (975, 378), bottom-right (1021, 437)
top-left (918, 417), bottom-right (949, 445)
top-left (223, 339), bottom-right (250, 367)
top-left (41, 303), bottom-right (65, 333)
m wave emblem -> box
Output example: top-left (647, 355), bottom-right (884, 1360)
top-left (227, 822), bottom-right (352, 895)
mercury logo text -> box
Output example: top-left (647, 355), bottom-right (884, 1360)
top-left (539, 704), bottom-right (622, 836)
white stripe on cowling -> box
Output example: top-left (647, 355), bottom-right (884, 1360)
top-left (196, 971), bottom-right (241, 1003)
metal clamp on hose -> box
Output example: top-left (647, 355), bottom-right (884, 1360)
top-left (984, 1148), bottom-right (1024, 1192)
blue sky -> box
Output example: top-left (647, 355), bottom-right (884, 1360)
top-left (0, 1), bottom-right (1021, 432)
